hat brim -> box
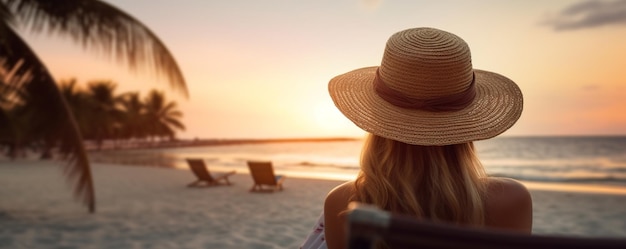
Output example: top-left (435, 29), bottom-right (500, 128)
top-left (328, 66), bottom-right (523, 145)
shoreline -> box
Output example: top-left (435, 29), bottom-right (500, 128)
top-left (4, 158), bottom-right (626, 197)
top-left (5, 155), bottom-right (626, 196)
top-left (72, 134), bottom-right (626, 152)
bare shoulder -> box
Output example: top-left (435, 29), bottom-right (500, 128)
top-left (324, 181), bottom-right (355, 216)
top-left (484, 177), bottom-right (533, 233)
top-left (487, 177), bottom-right (531, 200)
top-left (324, 181), bottom-right (355, 249)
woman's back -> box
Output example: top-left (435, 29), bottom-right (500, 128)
top-left (323, 177), bottom-right (532, 249)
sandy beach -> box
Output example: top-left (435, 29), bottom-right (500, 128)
top-left (1, 159), bottom-right (626, 249)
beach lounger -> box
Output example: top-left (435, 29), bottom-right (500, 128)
top-left (247, 161), bottom-right (285, 192)
top-left (347, 202), bottom-right (626, 249)
top-left (186, 158), bottom-right (235, 187)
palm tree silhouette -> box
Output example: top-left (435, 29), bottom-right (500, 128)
top-left (143, 90), bottom-right (185, 141)
top-left (118, 91), bottom-right (146, 142)
top-left (84, 80), bottom-right (124, 150)
top-left (0, 0), bottom-right (188, 213)
top-left (0, 64), bottom-right (32, 158)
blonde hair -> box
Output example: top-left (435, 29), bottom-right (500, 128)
top-left (353, 133), bottom-right (488, 225)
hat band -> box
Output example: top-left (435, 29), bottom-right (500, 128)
top-left (373, 69), bottom-right (476, 111)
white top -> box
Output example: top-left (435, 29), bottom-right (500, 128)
top-left (299, 212), bottom-right (327, 249)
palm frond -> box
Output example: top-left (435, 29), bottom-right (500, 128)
top-left (0, 21), bottom-right (95, 213)
top-left (0, 2), bottom-right (13, 25)
top-left (164, 109), bottom-right (183, 118)
top-left (160, 102), bottom-right (180, 115)
top-left (163, 116), bottom-right (185, 131)
top-left (3, 0), bottom-right (188, 97)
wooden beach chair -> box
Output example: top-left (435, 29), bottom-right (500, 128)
top-left (246, 161), bottom-right (285, 192)
top-left (347, 202), bottom-right (626, 249)
top-left (186, 158), bottom-right (236, 187)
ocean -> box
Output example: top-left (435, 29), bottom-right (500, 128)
top-left (88, 136), bottom-right (626, 187)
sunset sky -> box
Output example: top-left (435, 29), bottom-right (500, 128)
top-left (20, 0), bottom-right (626, 139)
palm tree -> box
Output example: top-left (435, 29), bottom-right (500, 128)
top-left (0, 0), bottom-right (188, 213)
top-left (0, 62), bottom-right (31, 157)
top-left (118, 91), bottom-right (146, 142)
top-left (143, 90), bottom-right (185, 141)
top-left (83, 80), bottom-right (123, 149)
top-left (59, 79), bottom-right (90, 136)
top-left (37, 79), bottom-right (89, 159)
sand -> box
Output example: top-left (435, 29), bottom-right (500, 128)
top-left (1, 159), bottom-right (626, 249)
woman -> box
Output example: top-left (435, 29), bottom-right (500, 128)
top-left (301, 27), bottom-right (532, 249)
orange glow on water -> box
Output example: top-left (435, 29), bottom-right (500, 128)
top-left (522, 181), bottom-right (626, 195)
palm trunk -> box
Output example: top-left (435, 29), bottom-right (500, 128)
top-left (55, 85), bottom-right (96, 213)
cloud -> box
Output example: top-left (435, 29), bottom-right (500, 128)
top-left (542, 0), bottom-right (626, 31)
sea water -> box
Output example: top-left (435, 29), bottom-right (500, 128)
top-left (89, 136), bottom-right (626, 186)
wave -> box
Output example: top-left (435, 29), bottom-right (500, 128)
top-left (286, 161), bottom-right (626, 185)
top-left (289, 161), bottom-right (626, 185)
top-left (489, 173), bottom-right (626, 185)
top-left (293, 161), bottom-right (358, 170)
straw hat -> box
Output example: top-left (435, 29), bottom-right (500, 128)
top-left (328, 27), bottom-right (523, 146)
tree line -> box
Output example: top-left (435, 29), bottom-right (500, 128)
top-left (0, 77), bottom-right (185, 158)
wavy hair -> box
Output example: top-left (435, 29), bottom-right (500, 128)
top-left (353, 134), bottom-right (488, 225)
